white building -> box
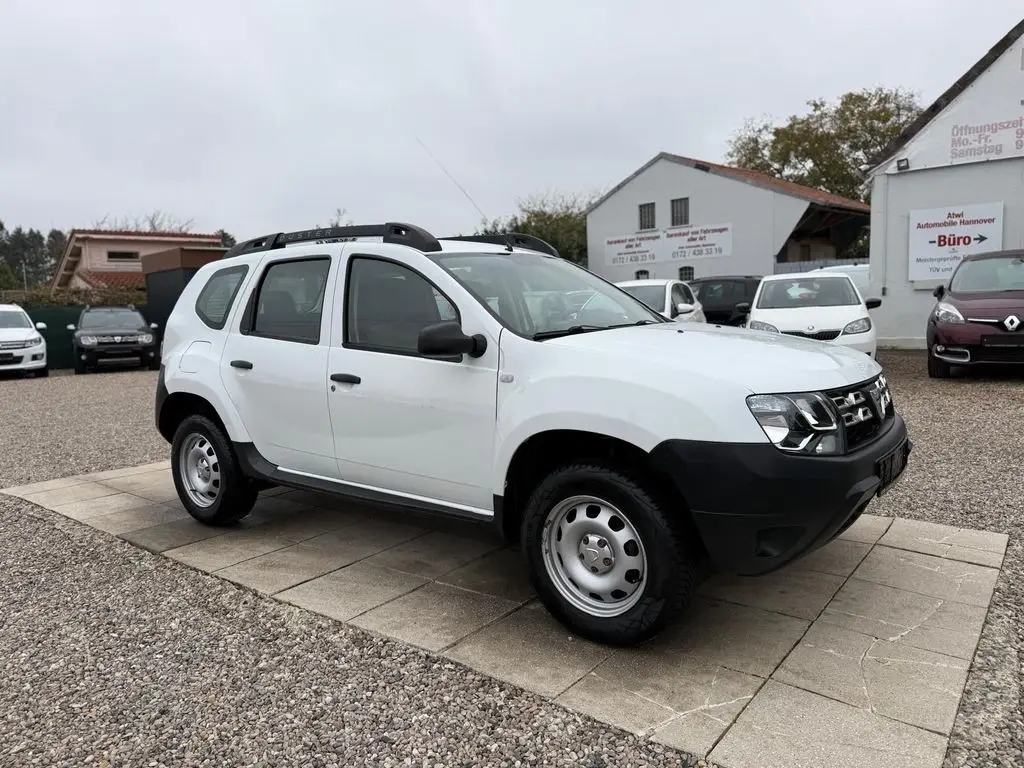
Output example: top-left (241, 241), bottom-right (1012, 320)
top-left (864, 19), bottom-right (1024, 348)
top-left (585, 152), bottom-right (870, 284)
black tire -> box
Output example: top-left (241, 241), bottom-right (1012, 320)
top-left (170, 414), bottom-right (258, 526)
top-left (927, 347), bottom-right (952, 378)
top-left (521, 462), bottom-right (696, 646)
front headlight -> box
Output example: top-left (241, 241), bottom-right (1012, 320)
top-left (934, 302), bottom-right (965, 324)
top-left (746, 392), bottom-right (841, 455)
top-left (748, 320), bottom-right (780, 333)
top-left (843, 317), bottom-right (872, 335)
top-left (26, 335), bottom-right (43, 347)
top-left (139, 333), bottom-right (154, 345)
top-left (79, 335), bottom-right (98, 346)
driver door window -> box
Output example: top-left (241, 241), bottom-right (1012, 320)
top-left (670, 284), bottom-right (688, 308)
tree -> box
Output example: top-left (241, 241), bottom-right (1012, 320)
top-left (725, 87), bottom-right (923, 202)
top-left (0, 225), bottom-right (50, 287)
top-left (216, 229), bottom-right (237, 248)
top-left (91, 210), bottom-right (195, 232)
top-left (0, 257), bottom-right (16, 291)
top-left (476, 190), bottom-right (602, 266)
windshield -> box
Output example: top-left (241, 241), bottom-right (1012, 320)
top-left (428, 251), bottom-right (666, 338)
top-left (618, 284), bottom-right (665, 310)
top-left (0, 310), bottom-right (31, 329)
top-left (950, 255), bottom-right (1024, 293)
top-left (80, 309), bottom-right (147, 329)
top-left (756, 276), bottom-right (860, 309)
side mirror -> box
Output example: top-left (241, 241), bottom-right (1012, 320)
top-left (865, 298), bottom-right (882, 309)
top-left (675, 302), bottom-right (695, 315)
top-left (150, 322), bottom-right (159, 329)
top-left (66, 324), bottom-right (76, 331)
top-left (417, 321), bottom-right (487, 359)
top-left (35, 322), bottom-right (47, 331)
top-left (933, 285), bottom-right (945, 299)
top-left (734, 302), bottom-right (751, 315)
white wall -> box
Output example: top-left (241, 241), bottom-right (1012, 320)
top-left (868, 157), bottom-right (1024, 347)
top-left (586, 157), bottom-right (809, 283)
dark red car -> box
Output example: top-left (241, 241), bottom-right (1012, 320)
top-left (926, 249), bottom-right (1024, 377)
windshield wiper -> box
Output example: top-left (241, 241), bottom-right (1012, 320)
top-left (532, 319), bottom-right (660, 341)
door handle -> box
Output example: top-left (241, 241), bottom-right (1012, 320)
top-left (230, 360), bottom-right (253, 370)
top-left (330, 373), bottom-right (361, 384)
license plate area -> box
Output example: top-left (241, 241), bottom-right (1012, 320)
top-left (982, 335), bottom-right (1024, 347)
top-left (876, 438), bottom-right (910, 495)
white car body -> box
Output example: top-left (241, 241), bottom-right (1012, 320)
top-left (746, 271), bottom-right (880, 357)
top-left (815, 263), bottom-right (870, 293)
top-left (155, 225), bottom-right (909, 645)
top-left (0, 303), bottom-right (48, 375)
top-left (614, 278), bottom-right (706, 323)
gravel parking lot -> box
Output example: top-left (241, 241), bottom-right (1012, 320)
top-left (0, 352), bottom-right (1021, 767)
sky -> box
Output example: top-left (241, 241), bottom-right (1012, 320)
top-left (1, 0), bottom-right (1022, 240)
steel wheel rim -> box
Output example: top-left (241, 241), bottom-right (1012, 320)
top-left (178, 432), bottom-right (221, 509)
top-left (541, 494), bottom-right (648, 618)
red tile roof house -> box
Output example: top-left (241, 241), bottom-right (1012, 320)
top-left (50, 230), bottom-right (223, 291)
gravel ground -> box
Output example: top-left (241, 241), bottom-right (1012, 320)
top-left (868, 352), bottom-right (1024, 768)
top-left (0, 352), bottom-right (1021, 767)
top-left (0, 369), bottom-right (167, 487)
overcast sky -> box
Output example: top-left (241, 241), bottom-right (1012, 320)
top-left (1, 0), bottom-right (1022, 240)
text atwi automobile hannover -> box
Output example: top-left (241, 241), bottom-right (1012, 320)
top-left (154, 222), bottom-right (912, 646)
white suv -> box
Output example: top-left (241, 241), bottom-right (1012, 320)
top-left (614, 278), bottom-right (706, 323)
top-left (155, 223), bottom-right (911, 646)
top-left (0, 303), bottom-right (48, 377)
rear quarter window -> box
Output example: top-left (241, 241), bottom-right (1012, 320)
top-left (195, 264), bottom-right (249, 330)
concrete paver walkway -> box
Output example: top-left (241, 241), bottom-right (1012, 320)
top-left (3, 464), bottom-right (1008, 768)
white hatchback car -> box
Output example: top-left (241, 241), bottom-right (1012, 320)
top-left (744, 272), bottom-right (882, 357)
top-left (614, 279), bottom-right (706, 323)
top-left (0, 303), bottom-right (48, 376)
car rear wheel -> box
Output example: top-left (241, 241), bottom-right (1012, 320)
top-left (521, 462), bottom-right (696, 646)
top-left (171, 415), bottom-right (257, 526)
top-left (927, 347), bottom-right (953, 378)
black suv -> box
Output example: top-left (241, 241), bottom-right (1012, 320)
top-left (67, 305), bottom-right (160, 374)
top-left (687, 275), bottom-right (763, 325)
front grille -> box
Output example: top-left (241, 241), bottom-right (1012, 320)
top-left (973, 347), bottom-right (1024, 364)
top-left (825, 374), bottom-right (894, 452)
top-left (94, 335), bottom-right (139, 344)
top-left (0, 340), bottom-right (31, 350)
top-left (783, 329), bottom-right (842, 342)
top-left (0, 355), bottom-right (24, 366)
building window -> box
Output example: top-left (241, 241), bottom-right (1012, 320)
top-left (634, 269), bottom-right (650, 279)
top-left (678, 266), bottom-right (694, 281)
top-left (799, 244), bottom-right (812, 261)
top-left (670, 198), bottom-right (690, 227)
top-left (638, 203), bottom-right (656, 231)
top-left (107, 250), bottom-right (140, 261)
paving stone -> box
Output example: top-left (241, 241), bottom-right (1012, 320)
top-left (163, 529), bottom-right (295, 572)
top-left (119, 518), bottom-right (228, 553)
top-left (445, 601), bottom-right (611, 698)
top-left (215, 540), bottom-right (365, 594)
top-left (697, 567), bottom-right (846, 620)
top-left (292, 517), bottom-right (431, 561)
top-left (50, 491), bottom-right (159, 521)
top-left (709, 680), bottom-right (948, 768)
top-left (555, 673), bottom-right (675, 738)
top-left (568, 645), bottom-right (762, 757)
top-left (792, 537), bottom-right (872, 578)
top-left (879, 518), bottom-right (1008, 567)
top-left (352, 582), bottom-right (519, 652)
top-left (276, 561), bottom-right (428, 621)
top-left (99, 470), bottom-right (178, 503)
top-left (1, 474), bottom-right (94, 495)
top-left (818, 577), bottom-right (988, 660)
top-left (245, 504), bottom-right (363, 542)
top-left (646, 596), bottom-right (809, 678)
top-left (20, 481), bottom-right (119, 508)
top-left (85, 504), bottom-right (189, 535)
top-left (774, 622), bottom-right (969, 734)
top-left (852, 545), bottom-right (999, 608)
top-left (365, 529), bottom-right (502, 579)
top-left (88, 462), bottom-right (172, 481)
top-left (838, 513), bottom-right (893, 545)
top-left (437, 546), bottom-right (535, 603)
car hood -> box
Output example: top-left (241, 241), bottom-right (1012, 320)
top-left (543, 322), bottom-right (880, 393)
top-left (0, 327), bottom-right (37, 343)
top-left (944, 290), bottom-right (1024, 314)
top-left (749, 304), bottom-right (865, 332)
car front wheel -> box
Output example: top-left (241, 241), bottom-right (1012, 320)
top-left (521, 462), bottom-right (696, 646)
top-left (171, 414), bottom-right (258, 526)
top-left (927, 346), bottom-right (953, 378)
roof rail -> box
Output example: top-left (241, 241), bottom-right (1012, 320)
top-left (440, 233), bottom-right (560, 258)
top-left (222, 222), bottom-right (442, 259)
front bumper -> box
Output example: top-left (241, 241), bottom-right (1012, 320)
top-left (0, 344), bottom-right (47, 371)
top-left (929, 322), bottom-right (1024, 365)
top-left (76, 343), bottom-right (159, 367)
top-left (649, 412), bottom-right (911, 576)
